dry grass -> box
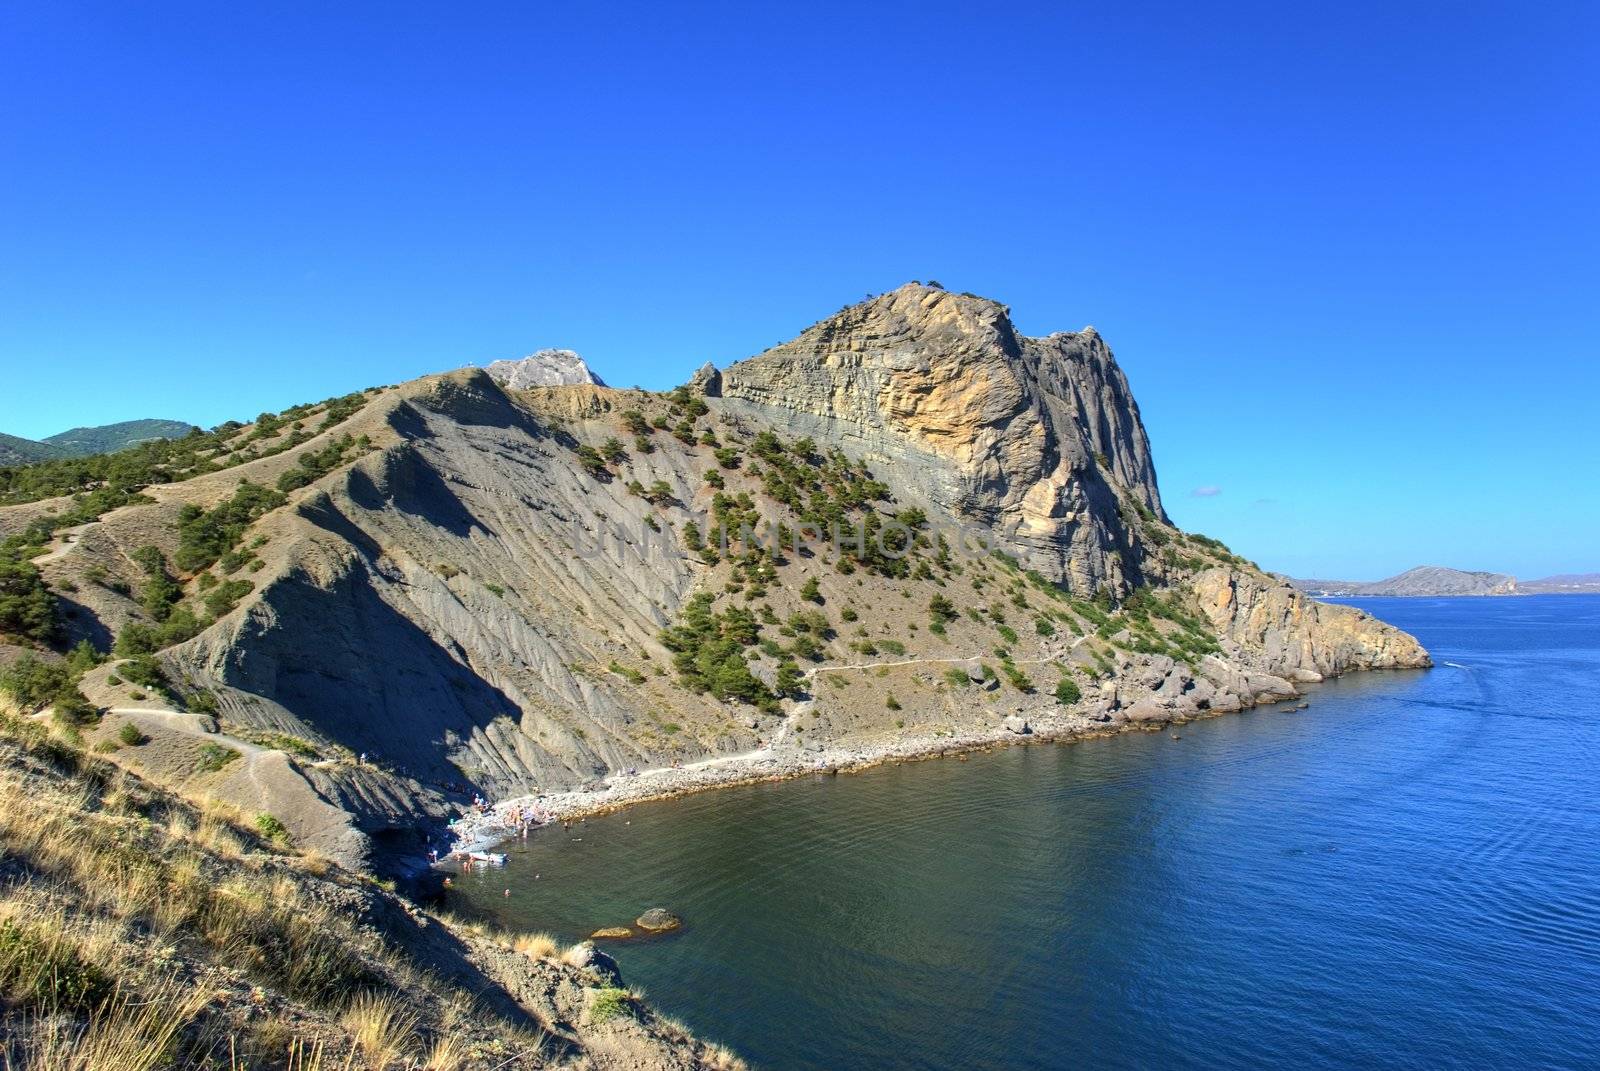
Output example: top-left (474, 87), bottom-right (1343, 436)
top-left (339, 991), bottom-right (418, 1069)
top-left (0, 733), bottom-right (382, 1019)
top-left (2, 975), bottom-right (210, 1071)
top-left (511, 931), bottom-right (559, 960)
top-left (422, 1030), bottom-right (469, 1071)
top-left (703, 1042), bottom-right (751, 1070)
top-left (0, 712), bottom-right (728, 1070)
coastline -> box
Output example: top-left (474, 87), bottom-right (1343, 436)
top-left (444, 687), bottom-right (1320, 855)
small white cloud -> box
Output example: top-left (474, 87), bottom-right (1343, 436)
top-left (1191, 485), bottom-right (1222, 498)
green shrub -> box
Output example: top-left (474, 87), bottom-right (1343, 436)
top-left (0, 654), bottom-right (72, 713)
top-left (607, 661), bottom-right (646, 686)
top-left (50, 689), bottom-right (98, 730)
top-left (118, 654), bottom-right (168, 692)
top-left (186, 690), bottom-right (220, 716)
top-left (118, 722), bottom-right (149, 746)
top-left (254, 812), bottom-right (292, 846)
top-left (1054, 677), bottom-right (1082, 705)
top-left (175, 482), bottom-right (286, 573)
top-left (589, 986), bottom-right (633, 1024)
top-left (195, 743), bottom-right (241, 773)
top-left (1000, 662), bottom-right (1034, 693)
top-left (202, 578), bottom-right (254, 619)
top-left (659, 593), bottom-right (773, 707)
top-left (0, 919), bottom-right (113, 1013)
top-left (276, 434), bottom-right (364, 492)
top-left (576, 445), bottom-right (608, 476)
top-left (0, 546), bottom-right (57, 643)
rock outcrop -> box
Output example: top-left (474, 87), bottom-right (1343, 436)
top-left (1194, 568), bottom-right (1431, 678)
top-left (719, 285), bottom-right (1163, 596)
top-left (481, 348), bottom-right (606, 388)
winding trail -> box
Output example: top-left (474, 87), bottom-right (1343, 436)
top-left (33, 522), bottom-right (97, 564)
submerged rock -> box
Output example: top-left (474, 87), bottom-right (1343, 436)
top-left (635, 908), bottom-right (682, 932)
top-left (590, 926), bottom-right (634, 940)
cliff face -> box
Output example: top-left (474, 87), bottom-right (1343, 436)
top-left (3, 283), bottom-right (1430, 871)
top-left (721, 285), bottom-right (1162, 596)
top-left (1194, 568), bottom-right (1431, 679)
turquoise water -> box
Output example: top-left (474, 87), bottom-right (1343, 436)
top-left (450, 596), bottom-right (1600, 1069)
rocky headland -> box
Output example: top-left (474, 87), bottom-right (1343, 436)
top-left (2, 284), bottom-right (1429, 880)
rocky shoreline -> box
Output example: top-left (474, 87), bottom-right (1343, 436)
top-left (444, 677), bottom-right (1333, 856)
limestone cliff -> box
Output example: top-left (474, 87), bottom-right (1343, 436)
top-left (720, 285), bottom-right (1162, 595)
top-left (482, 348), bottom-right (606, 388)
top-left (1193, 568), bottom-right (1431, 680)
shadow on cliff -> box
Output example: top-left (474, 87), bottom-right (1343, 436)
top-left (54, 595), bottom-right (113, 652)
top-left (221, 552), bottom-right (527, 799)
top-left (347, 439), bottom-right (497, 542)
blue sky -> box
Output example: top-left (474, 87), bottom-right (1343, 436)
top-left (2, 2), bottom-right (1596, 579)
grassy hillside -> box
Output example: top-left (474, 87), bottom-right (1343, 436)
top-left (0, 709), bottom-right (741, 1069)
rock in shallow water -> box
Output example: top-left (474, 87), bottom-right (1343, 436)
top-left (635, 908), bottom-right (682, 932)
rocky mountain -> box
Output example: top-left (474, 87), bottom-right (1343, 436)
top-left (0, 418), bottom-right (197, 465)
top-left (1291, 566), bottom-right (1518, 597)
top-left (0, 283), bottom-right (1429, 874)
top-left (482, 348), bottom-right (606, 388)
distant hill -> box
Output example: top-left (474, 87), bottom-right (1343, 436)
top-left (0, 432), bottom-right (67, 466)
top-left (1520, 573), bottom-right (1600, 594)
top-left (0, 418), bottom-right (197, 465)
top-left (1290, 566), bottom-right (1518, 597)
top-left (41, 418), bottom-right (198, 456)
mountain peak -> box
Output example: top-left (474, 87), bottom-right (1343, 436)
top-left (481, 348), bottom-right (606, 389)
top-left (718, 285), bottom-right (1164, 592)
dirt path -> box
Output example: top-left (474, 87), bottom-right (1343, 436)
top-left (33, 522), bottom-right (97, 564)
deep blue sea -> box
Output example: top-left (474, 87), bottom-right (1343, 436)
top-left (453, 596), bottom-right (1600, 1070)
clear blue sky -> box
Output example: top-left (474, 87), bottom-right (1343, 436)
top-left (2, 2), bottom-right (1596, 579)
